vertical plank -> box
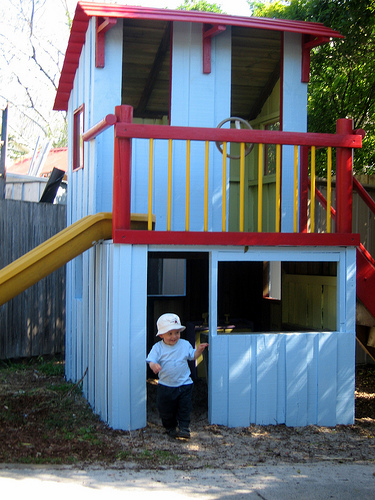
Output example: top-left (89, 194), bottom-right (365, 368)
top-left (336, 247), bottom-right (356, 424)
top-left (306, 334), bottom-right (318, 424)
top-left (107, 244), bottom-right (114, 426)
top-left (317, 333), bottom-right (338, 426)
top-left (101, 244), bottom-right (109, 422)
top-left (109, 244), bottom-right (132, 429)
top-left (94, 246), bottom-right (101, 415)
top-left (228, 335), bottom-right (251, 427)
top-left (209, 335), bottom-right (229, 425)
top-left (285, 334), bottom-right (308, 426)
top-left (276, 334), bottom-right (286, 424)
top-left (256, 334), bottom-right (281, 425)
top-left (129, 245), bottom-right (148, 429)
top-left (108, 244), bottom-right (147, 431)
top-left (0, 200), bottom-right (66, 360)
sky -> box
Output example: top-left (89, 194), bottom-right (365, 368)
top-left (63, 0), bottom-right (254, 18)
top-left (0, 0), bottom-right (255, 160)
top-left (126, 0), bottom-right (252, 16)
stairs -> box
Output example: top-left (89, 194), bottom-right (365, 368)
top-left (356, 245), bottom-right (375, 361)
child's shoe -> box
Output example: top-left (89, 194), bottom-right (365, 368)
top-left (166, 428), bottom-right (178, 438)
top-left (178, 428), bottom-right (191, 439)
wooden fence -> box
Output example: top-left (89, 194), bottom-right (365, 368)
top-left (0, 199), bottom-right (66, 359)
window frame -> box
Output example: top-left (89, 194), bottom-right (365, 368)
top-left (73, 104), bottom-right (84, 171)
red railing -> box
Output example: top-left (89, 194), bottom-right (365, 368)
top-left (83, 105), bottom-right (363, 247)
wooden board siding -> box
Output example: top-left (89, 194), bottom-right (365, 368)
top-left (209, 331), bottom-right (355, 427)
top-left (169, 22), bottom-right (231, 232)
top-left (0, 199), bottom-right (66, 360)
top-left (108, 244), bottom-right (148, 430)
top-left (66, 242), bottom-right (148, 431)
top-left (65, 18), bottom-right (123, 381)
top-left (208, 246), bottom-right (356, 428)
top-left (281, 32), bottom-right (307, 233)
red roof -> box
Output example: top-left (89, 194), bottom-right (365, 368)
top-left (53, 1), bottom-right (343, 111)
top-left (7, 148), bottom-right (68, 178)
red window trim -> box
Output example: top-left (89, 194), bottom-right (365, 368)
top-left (73, 104), bottom-right (84, 171)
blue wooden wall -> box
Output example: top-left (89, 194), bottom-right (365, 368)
top-left (281, 32), bottom-right (308, 233)
top-left (131, 22), bottom-right (232, 232)
top-left (65, 18), bottom-right (123, 385)
top-left (70, 242), bottom-right (148, 431)
top-left (208, 246), bottom-right (356, 427)
top-left (209, 331), bottom-right (355, 427)
top-left (79, 242), bottom-right (356, 431)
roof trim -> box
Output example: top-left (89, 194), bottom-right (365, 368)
top-left (53, 1), bottom-right (344, 111)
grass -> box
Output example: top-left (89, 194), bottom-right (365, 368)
top-left (0, 356), bottom-right (183, 466)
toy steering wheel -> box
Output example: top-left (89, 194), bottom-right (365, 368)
top-left (215, 117), bottom-right (254, 160)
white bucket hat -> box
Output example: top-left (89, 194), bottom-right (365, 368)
top-left (156, 313), bottom-right (186, 336)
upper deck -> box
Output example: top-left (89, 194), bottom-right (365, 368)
top-left (83, 106), bottom-right (362, 248)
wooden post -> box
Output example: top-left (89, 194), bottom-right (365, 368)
top-left (113, 105), bottom-right (133, 238)
top-left (0, 105), bottom-right (8, 200)
top-left (336, 118), bottom-right (353, 233)
top-left (299, 145), bottom-right (309, 233)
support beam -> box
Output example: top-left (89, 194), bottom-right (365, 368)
top-left (203, 24), bottom-right (226, 74)
top-left (301, 34), bottom-right (330, 83)
top-left (96, 17), bottom-right (117, 68)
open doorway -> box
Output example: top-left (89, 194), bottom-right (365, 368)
top-left (146, 251), bottom-right (210, 426)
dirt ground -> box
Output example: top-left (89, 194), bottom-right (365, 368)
top-left (0, 360), bottom-right (374, 468)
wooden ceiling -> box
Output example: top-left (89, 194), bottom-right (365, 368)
top-left (122, 19), bottom-right (171, 119)
top-left (122, 20), bottom-right (281, 121)
top-left (231, 27), bottom-right (281, 120)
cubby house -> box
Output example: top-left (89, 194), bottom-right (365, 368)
top-left (53, 2), bottom-right (372, 430)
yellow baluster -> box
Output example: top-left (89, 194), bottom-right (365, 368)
top-left (310, 146), bottom-right (316, 233)
top-left (239, 142), bottom-right (245, 232)
top-left (185, 140), bottom-right (191, 231)
top-left (275, 144), bottom-right (281, 233)
top-left (222, 142), bottom-right (227, 232)
top-left (327, 147), bottom-right (332, 233)
top-left (148, 138), bottom-right (154, 231)
top-left (294, 145), bottom-right (298, 233)
top-left (204, 141), bottom-right (209, 232)
top-left (258, 143), bottom-right (263, 232)
top-left (167, 139), bottom-right (172, 231)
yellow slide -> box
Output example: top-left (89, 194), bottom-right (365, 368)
top-left (0, 212), bottom-right (112, 307)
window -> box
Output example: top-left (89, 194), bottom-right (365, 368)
top-left (73, 104), bottom-right (84, 170)
top-left (148, 258), bottom-right (186, 296)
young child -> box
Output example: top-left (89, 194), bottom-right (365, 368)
top-left (146, 313), bottom-right (209, 439)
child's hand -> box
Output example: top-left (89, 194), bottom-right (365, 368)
top-left (194, 343), bottom-right (209, 359)
top-left (149, 362), bottom-right (162, 375)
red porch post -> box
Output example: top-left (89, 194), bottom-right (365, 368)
top-left (113, 105), bottom-right (133, 238)
top-left (336, 118), bottom-right (353, 233)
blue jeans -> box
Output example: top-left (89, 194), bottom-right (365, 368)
top-left (157, 383), bottom-right (193, 431)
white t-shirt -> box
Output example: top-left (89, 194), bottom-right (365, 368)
top-left (146, 338), bottom-right (195, 387)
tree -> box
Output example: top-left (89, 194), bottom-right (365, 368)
top-left (248, 0), bottom-right (375, 174)
top-left (0, 0), bottom-right (75, 161)
top-left (178, 0), bottom-right (223, 13)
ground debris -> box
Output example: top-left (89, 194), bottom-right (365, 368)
top-left (0, 360), bottom-right (374, 467)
